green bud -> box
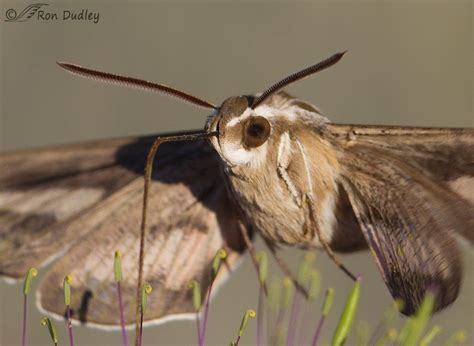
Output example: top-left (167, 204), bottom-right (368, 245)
top-left (308, 270), bottom-right (321, 302)
top-left (114, 250), bottom-right (122, 282)
top-left (402, 290), bottom-right (436, 346)
top-left (282, 277), bottom-right (294, 309)
top-left (238, 309), bottom-right (256, 337)
top-left (23, 268), bottom-right (38, 295)
top-left (141, 284), bottom-right (152, 313)
top-left (211, 249), bottom-right (227, 280)
top-left (63, 275), bottom-right (72, 306)
top-left (256, 251), bottom-right (268, 284)
top-left (420, 325), bottom-right (441, 346)
top-left (189, 280), bottom-right (201, 311)
top-left (322, 288), bottom-right (335, 317)
top-left (297, 252), bottom-right (316, 284)
top-left (332, 278), bottom-right (361, 346)
top-left (41, 317), bottom-right (58, 344)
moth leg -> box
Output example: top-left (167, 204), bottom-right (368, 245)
top-left (305, 194), bottom-right (357, 281)
top-left (294, 139), bottom-right (357, 282)
top-left (263, 238), bottom-right (309, 299)
top-left (136, 131), bottom-right (213, 346)
top-left (239, 223), bottom-right (268, 295)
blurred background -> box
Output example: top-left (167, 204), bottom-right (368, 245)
top-left (0, 1), bottom-right (472, 345)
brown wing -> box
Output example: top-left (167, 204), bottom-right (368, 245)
top-left (338, 138), bottom-right (473, 315)
top-left (1, 138), bottom-right (246, 325)
top-left (0, 136), bottom-right (153, 278)
top-left (329, 124), bottom-right (474, 204)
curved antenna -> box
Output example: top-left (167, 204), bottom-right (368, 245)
top-left (57, 62), bottom-right (217, 110)
top-left (251, 51), bottom-right (347, 109)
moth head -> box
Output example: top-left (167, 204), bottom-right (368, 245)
top-left (206, 95), bottom-right (274, 167)
top-left (203, 52), bottom-right (345, 167)
top-left (57, 52), bottom-right (345, 168)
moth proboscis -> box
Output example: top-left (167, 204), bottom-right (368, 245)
top-left (0, 52), bottom-right (472, 341)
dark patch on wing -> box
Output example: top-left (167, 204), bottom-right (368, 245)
top-left (78, 290), bottom-right (94, 323)
top-left (0, 136), bottom-right (247, 277)
top-left (341, 145), bottom-right (469, 315)
top-left (329, 184), bottom-right (367, 253)
top-left (0, 132), bottom-right (250, 326)
top-left (115, 139), bottom-right (246, 250)
top-left (0, 210), bottom-right (56, 236)
top-left (65, 289), bottom-right (93, 324)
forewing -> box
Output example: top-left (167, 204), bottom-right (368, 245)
top-left (339, 143), bottom-right (472, 315)
top-left (329, 124), bottom-right (474, 204)
top-left (0, 137), bottom-right (156, 278)
top-left (37, 140), bottom-right (245, 325)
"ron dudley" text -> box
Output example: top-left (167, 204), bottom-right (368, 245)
top-left (37, 9), bottom-right (100, 24)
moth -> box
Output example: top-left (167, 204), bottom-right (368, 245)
top-left (0, 52), bottom-right (472, 330)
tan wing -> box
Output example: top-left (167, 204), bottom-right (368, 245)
top-left (328, 124), bottom-right (474, 205)
top-left (1, 138), bottom-right (246, 325)
top-left (0, 136), bottom-right (154, 278)
top-left (338, 140), bottom-right (473, 315)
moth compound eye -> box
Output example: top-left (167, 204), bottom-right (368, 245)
top-left (243, 116), bottom-right (271, 148)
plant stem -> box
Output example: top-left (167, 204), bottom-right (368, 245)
top-left (273, 298), bottom-right (288, 345)
top-left (195, 312), bottom-right (202, 345)
top-left (117, 281), bottom-right (128, 346)
top-left (312, 288), bottom-right (335, 346)
top-left (199, 282), bottom-right (214, 346)
top-left (256, 285), bottom-right (265, 346)
top-left (22, 268), bottom-right (37, 346)
top-left (22, 294), bottom-right (27, 346)
top-left (138, 309), bottom-right (144, 346)
top-left (311, 315), bottom-right (325, 346)
top-left (286, 291), bottom-right (302, 346)
top-left (298, 301), bottom-right (313, 345)
top-left (66, 306), bottom-right (74, 346)
top-left (368, 320), bottom-right (384, 345)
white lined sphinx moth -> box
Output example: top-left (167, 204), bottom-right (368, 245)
top-left (0, 53), bottom-right (472, 333)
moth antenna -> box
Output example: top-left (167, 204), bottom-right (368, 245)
top-left (251, 51), bottom-right (347, 109)
top-left (134, 130), bottom-right (217, 346)
top-left (57, 62), bottom-right (217, 110)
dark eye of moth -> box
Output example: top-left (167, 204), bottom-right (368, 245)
top-left (243, 116), bottom-right (271, 148)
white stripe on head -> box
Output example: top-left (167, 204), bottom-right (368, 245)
top-left (277, 131), bottom-right (292, 164)
top-left (225, 107), bottom-right (253, 128)
top-left (221, 140), bottom-right (268, 168)
top-left (295, 139), bottom-right (313, 195)
top-left (225, 98), bottom-right (326, 130)
top-left (255, 104), bottom-right (296, 120)
top-left (221, 108), bottom-right (269, 168)
top-left (225, 104), bottom-right (296, 130)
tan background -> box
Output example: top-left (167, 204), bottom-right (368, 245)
top-left (0, 1), bottom-right (472, 345)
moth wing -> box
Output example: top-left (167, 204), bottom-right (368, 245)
top-left (1, 138), bottom-right (246, 325)
top-left (339, 143), bottom-right (472, 315)
top-left (328, 124), bottom-right (474, 205)
top-left (39, 142), bottom-right (245, 325)
top-left (0, 136), bottom-right (155, 278)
